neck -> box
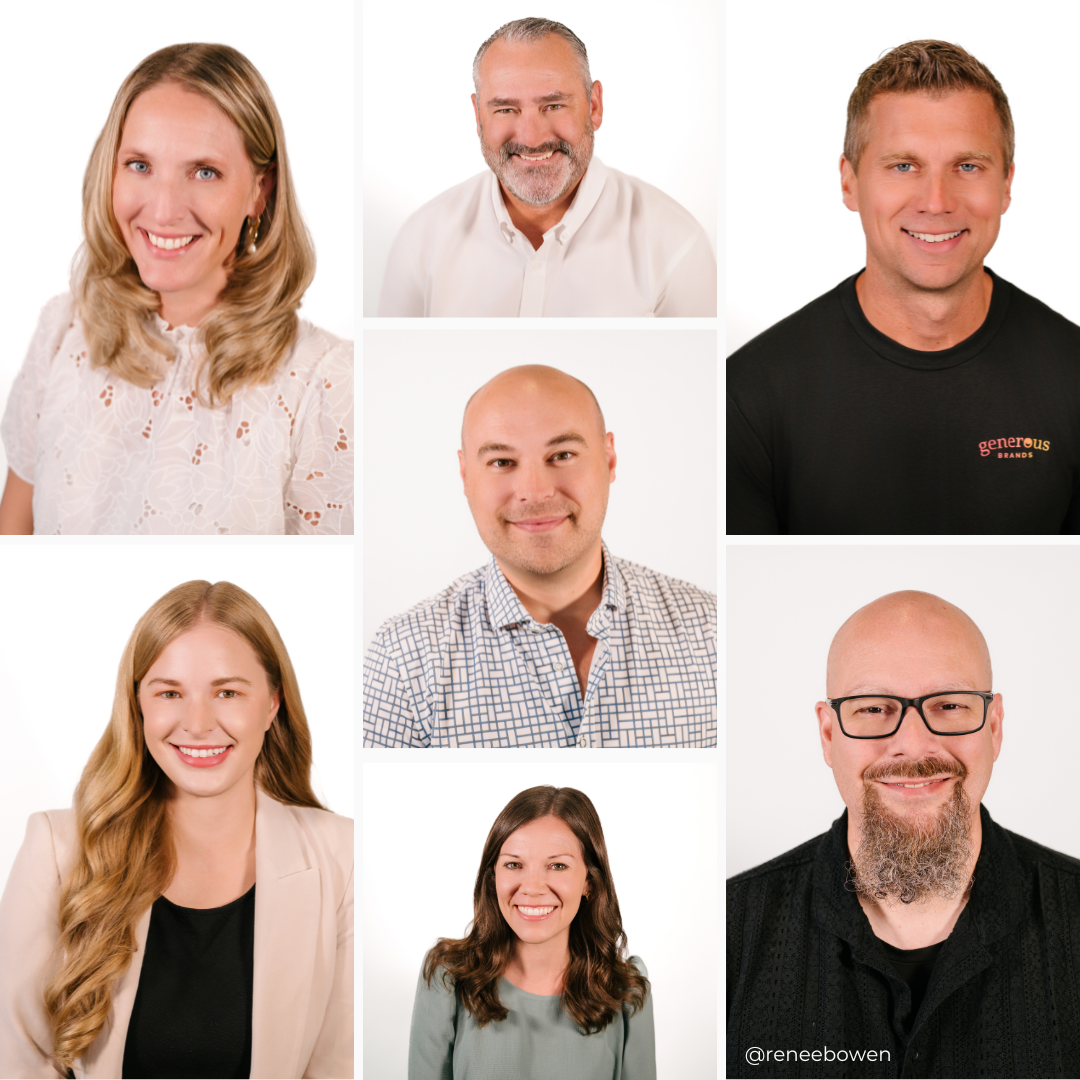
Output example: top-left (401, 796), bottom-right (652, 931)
top-left (158, 280), bottom-right (225, 330)
top-left (505, 932), bottom-right (571, 993)
top-left (168, 777), bottom-right (258, 864)
top-left (855, 262), bottom-right (993, 351)
top-left (498, 540), bottom-right (604, 630)
top-left (499, 174), bottom-right (586, 251)
top-left (847, 807), bottom-right (982, 950)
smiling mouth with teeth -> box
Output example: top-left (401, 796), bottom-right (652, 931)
top-left (145, 230), bottom-right (197, 250)
top-left (516, 905), bottom-right (556, 916)
top-left (903, 229), bottom-right (965, 243)
top-left (884, 778), bottom-right (950, 788)
top-left (174, 745), bottom-right (229, 758)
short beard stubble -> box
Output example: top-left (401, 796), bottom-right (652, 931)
top-left (479, 118), bottom-right (595, 207)
top-left (849, 757), bottom-right (974, 906)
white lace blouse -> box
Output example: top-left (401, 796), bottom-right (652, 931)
top-left (1, 294), bottom-right (353, 534)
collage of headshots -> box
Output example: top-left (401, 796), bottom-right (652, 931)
top-left (0, 2), bottom-right (720, 1080)
top-left (726, 3), bottom-right (1080, 1080)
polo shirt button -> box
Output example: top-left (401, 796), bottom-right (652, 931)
top-left (579, 737), bottom-right (587, 747)
top-left (555, 662), bottom-right (564, 671)
top-left (530, 627), bottom-right (542, 635)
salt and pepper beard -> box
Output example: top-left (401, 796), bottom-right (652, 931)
top-left (848, 757), bottom-right (975, 905)
top-left (479, 118), bottom-right (595, 207)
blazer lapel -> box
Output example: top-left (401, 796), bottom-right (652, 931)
top-left (250, 788), bottom-right (321, 1079)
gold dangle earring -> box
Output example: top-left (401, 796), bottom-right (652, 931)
top-left (246, 213), bottom-right (262, 254)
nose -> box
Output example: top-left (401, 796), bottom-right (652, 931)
top-left (887, 704), bottom-right (941, 755)
top-left (916, 167), bottom-right (956, 217)
top-left (521, 862), bottom-right (548, 895)
top-left (514, 458), bottom-right (556, 502)
top-left (148, 174), bottom-right (188, 226)
top-left (183, 695), bottom-right (216, 738)
top-left (515, 109), bottom-right (554, 150)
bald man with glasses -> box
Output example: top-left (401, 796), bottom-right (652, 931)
top-left (727, 591), bottom-right (1080, 1077)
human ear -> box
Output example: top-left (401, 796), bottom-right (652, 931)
top-left (816, 700), bottom-right (836, 767)
top-left (840, 156), bottom-right (859, 212)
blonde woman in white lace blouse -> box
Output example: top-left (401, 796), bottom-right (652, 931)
top-left (0, 44), bottom-right (353, 535)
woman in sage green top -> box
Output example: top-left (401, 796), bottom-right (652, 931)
top-left (408, 786), bottom-right (656, 1080)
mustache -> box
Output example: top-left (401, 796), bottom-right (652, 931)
top-left (499, 139), bottom-right (572, 164)
top-left (862, 756), bottom-right (967, 783)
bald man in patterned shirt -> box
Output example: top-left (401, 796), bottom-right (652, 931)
top-left (363, 365), bottom-right (716, 747)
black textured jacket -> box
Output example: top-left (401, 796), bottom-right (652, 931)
top-left (727, 805), bottom-right (1080, 1078)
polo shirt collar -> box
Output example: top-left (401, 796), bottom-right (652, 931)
top-left (490, 157), bottom-right (609, 248)
top-left (483, 539), bottom-right (624, 632)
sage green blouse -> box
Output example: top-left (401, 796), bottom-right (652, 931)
top-left (407, 956), bottom-right (656, 1080)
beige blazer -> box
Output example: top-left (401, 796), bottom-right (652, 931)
top-left (0, 787), bottom-right (353, 1078)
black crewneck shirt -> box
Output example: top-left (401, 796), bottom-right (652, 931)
top-left (122, 884), bottom-right (255, 1079)
top-left (727, 269), bottom-right (1080, 534)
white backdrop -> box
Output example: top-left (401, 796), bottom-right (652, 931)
top-left (0, 0), bottom-right (355, 483)
top-left (363, 759), bottom-right (718, 1079)
top-left (363, 0), bottom-right (719, 315)
top-left (0, 542), bottom-right (354, 895)
top-left (726, 0), bottom-right (1080, 354)
top-left (362, 330), bottom-right (718, 650)
top-left (727, 544), bottom-right (1080, 877)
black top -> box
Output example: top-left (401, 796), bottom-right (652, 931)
top-left (122, 884), bottom-right (255, 1079)
top-left (727, 805), bottom-right (1080, 1077)
top-left (880, 940), bottom-right (944, 1034)
top-left (727, 269), bottom-right (1080, 534)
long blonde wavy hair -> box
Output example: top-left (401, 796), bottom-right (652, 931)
top-left (74, 43), bottom-right (316, 406)
top-left (43, 580), bottom-right (326, 1073)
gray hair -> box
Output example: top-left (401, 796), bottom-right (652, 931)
top-left (473, 18), bottom-right (592, 97)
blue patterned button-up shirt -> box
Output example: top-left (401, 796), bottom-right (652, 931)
top-left (363, 544), bottom-right (716, 747)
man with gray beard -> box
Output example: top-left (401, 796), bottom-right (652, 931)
top-left (727, 591), bottom-right (1080, 1078)
top-left (377, 18), bottom-right (716, 317)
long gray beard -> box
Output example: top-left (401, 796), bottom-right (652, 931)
top-left (849, 759), bottom-right (974, 905)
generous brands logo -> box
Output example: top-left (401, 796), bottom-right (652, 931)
top-left (978, 436), bottom-right (1050, 459)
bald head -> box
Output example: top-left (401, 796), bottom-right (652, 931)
top-left (461, 365), bottom-right (605, 450)
top-left (827, 591), bottom-right (992, 697)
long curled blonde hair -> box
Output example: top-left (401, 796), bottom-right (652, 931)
top-left (43, 580), bottom-right (326, 1073)
top-left (74, 43), bottom-right (316, 406)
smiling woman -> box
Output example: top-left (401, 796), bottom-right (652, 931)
top-left (408, 786), bottom-right (654, 1080)
top-left (0, 580), bottom-right (353, 1078)
top-left (0, 44), bottom-right (353, 535)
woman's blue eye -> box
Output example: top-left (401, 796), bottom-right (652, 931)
top-left (129, 161), bottom-right (149, 173)
top-left (195, 167), bottom-right (217, 180)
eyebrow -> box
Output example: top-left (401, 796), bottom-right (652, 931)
top-left (499, 852), bottom-right (577, 860)
top-left (485, 91), bottom-right (575, 107)
top-left (876, 150), bottom-right (997, 164)
top-left (839, 682), bottom-right (980, 696)
top-left (476, 432), bottom-right (588, 458)
top-left (145, 676), bottom-right (254, 687)
top-left (117, 146), bottom-right (230, 168)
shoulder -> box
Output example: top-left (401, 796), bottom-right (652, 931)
top-left (727, 278), bottom-right (854, 376)
top-left (999, 823), bottom-right (1080, 879)
top-left (612, 555), bottom-right (716, 618)
top-left (994, 273), bottom-right (1080, 345)
top-left (393, 172), bottom-right (493, 243)
top-left (372, 565), bottom-right (489, 648)
top-left (286, 320), bottom-right (354, 376)
top-left (727, 829), bottom-right (827, 892)
top-left (601, 165), bottom-right (708, 236)
top-left (24, 293), bottom-right (79, 360)
top-left (627, 954), bottom-right (649, 978)
top-left (13, 808), bottom-right (78, 879)
top-left (280, 801), bottom-right (353, 853)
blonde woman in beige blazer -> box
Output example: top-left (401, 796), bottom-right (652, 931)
top-left (0, 581), bottom-right (353, 1078)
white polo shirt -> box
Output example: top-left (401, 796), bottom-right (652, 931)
top-left (377, 158), bottom-right (716, 317)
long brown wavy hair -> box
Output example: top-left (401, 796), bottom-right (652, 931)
top-left (74, 43), bottom-right (316, 406)
top-left (423, 786), bottom-right (649, 1032)
top-left (43, 580), bottom-right (325, 1073)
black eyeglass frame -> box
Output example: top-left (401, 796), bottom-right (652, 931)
top-left (828, 691), bottom-right (993, 739)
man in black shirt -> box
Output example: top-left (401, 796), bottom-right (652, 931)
top-left (727, 590), bottom-right (1080, 1077)
top-left (727, 40), bottom-right (1080, 534)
